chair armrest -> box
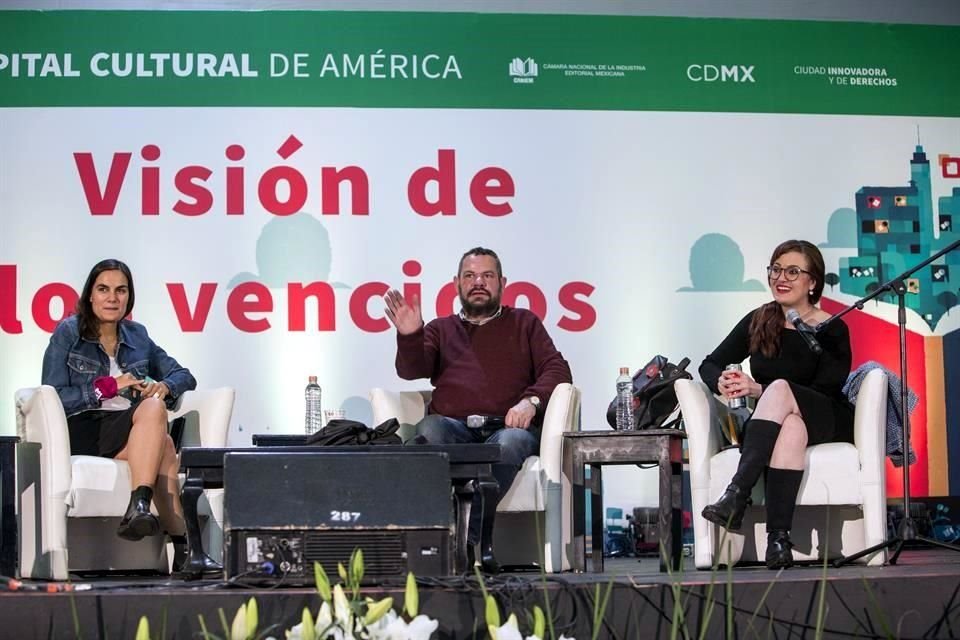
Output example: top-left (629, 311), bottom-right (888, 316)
top-left (675, 380), bottom-right (727, 484)
top-left (369, 388), bottom-right (430, 442)
top-left (852, 369), bottom-right (888, 479)
top-left (168, 388), bottom-right (235, 448)
top-left (539, 383), bottom-right (581, 485)
top-left (15, 386), bottom-right (73, 493)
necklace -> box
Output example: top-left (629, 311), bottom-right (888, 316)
top-left (99, 335), bottom-right (118, 357)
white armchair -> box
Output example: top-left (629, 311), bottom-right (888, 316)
top-left (677, 369), bottom-right (888, 568)
top-left (15, 385), bottom-right (234, 579)
top-left (369, 383), bottom-right (581, 573)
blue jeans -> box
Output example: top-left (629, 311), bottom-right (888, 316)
top-left (411, 414), bottom-right (539, 544)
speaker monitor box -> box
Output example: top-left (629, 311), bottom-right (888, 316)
top-left (224, 451), bottom-right (453, 584)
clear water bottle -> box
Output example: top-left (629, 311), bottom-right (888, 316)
top-left (305, 376), bottom-right (322, 434)
top-left (616, 367), bottom-right (635, 431)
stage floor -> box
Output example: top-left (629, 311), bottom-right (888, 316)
top-left (3, 549), bottom-right (960, 639)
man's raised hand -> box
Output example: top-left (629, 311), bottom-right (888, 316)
top-left (384, 289), bottom-right (424, 335)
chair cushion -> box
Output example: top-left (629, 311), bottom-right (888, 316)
top-left (709, 442), bottom-right (863, 506)
top-left (497, 455), bottom-right (544, 512)
top-left (66, 456), bottom-right (132, 517)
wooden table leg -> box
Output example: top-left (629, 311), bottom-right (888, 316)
top-left (659, 435), bottom-right (683, 571)
top-left (567, 444), bottom-right (586, 572)
top-left (590, 463), bottom-right (604, 573)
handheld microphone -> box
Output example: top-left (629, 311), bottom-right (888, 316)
top-left (466, 415), bottom-right (505, 429)
top-left (786, 309), bottom-right (823, 355)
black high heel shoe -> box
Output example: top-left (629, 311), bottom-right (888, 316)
top-left (765, 529), bottom-right (794, 570)
top-left (702, 483), bottom-right (752, 531)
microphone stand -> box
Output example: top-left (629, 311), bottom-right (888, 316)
top-left (818, 237), bottom-right (960, 567)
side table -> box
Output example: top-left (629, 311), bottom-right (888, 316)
top-left (562, 429), bottom-right (685, 572)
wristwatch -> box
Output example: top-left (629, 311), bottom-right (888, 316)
top-left (526, 396), bottom-right (541, 412)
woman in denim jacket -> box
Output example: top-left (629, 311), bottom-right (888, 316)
top-left (41, 259), bottom-right (196, 545)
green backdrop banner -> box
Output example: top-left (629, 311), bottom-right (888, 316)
top-left (0, 10), bottom-right (957, 114)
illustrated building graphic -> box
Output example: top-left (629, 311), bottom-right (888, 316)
top-left (840, 145), bottom-right (960, 328)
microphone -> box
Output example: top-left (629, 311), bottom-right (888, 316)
top-left (466, 415), bottom-right (505, 429)
top-left (786, 309), bottom-right (823, 355)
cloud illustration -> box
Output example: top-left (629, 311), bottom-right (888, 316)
top-left (229, 213), bottom-right (349, 289)
top-left (819, 207), bottom-right (857, 248)
top-left (677, 233), bottom-right (765, 292)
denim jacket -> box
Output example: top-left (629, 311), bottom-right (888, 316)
top-left (41, 315), bottom-right (197, 417)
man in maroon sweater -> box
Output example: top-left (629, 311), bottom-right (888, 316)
top-left (384, 247), bottom-right (572, 571)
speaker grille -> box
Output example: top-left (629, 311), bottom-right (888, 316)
top-left (303, 531), bottom-right (407, 576)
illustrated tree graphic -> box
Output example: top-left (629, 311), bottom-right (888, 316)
top-left (937, 291), bottom-right (959, 316)
top-left (825, 272), bottom-right (840, 291)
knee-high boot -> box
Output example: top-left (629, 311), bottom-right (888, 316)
top-left (764, 467), bottom-right (804, 569)
top-left (702, 419), bottom-right (781, 531)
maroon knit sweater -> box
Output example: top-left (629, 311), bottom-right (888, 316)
top-left (395, 307), bottom-right (573, 423)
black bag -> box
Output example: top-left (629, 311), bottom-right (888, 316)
top-left (305, 418), bottom-right (403, 446)
top-left (606, 355), bottom-right (693, 430)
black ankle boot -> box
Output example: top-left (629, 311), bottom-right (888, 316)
top-left (766, 529), bottom-right (794, 569)
top-left (117, 485), bottom-right (160, 541)
top-left (702, 483), bottom-right (752, 531)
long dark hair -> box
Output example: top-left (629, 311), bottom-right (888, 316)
top-left (749, 240), bottom-right (825, 357)
top-left (76, 259), bottom-right (136, 340)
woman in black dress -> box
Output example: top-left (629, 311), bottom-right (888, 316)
top-left (699, 240), bottom-right (853, 569)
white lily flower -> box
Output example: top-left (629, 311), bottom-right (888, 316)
top-left (285, 623), bottom-right (302, 640)
top-left (317, 602), bottom-right (334, 631)
top-left (494, 614), bottom-right (523, 640)
top-left (366, 610), bottom-right (405, 640)
top-left (405, 615), bottom-right (439, 640)
top-left (332, 584), bottom-right (354, 635)
top-left (365, 610), bottom-right (439, 640)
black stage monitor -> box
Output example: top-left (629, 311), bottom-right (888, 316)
top-left (223, 450), bottom-right (453, 584)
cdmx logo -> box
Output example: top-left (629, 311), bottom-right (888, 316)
top-left (686, 64), bottom-right (756, 83)
top-left (509, 57), bottom-right (538, 83)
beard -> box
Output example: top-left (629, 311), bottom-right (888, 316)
top-left (459, 287), bottom-right (501, 318)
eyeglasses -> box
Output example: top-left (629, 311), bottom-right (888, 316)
top-left (767, 265), bottom-right (812, 281)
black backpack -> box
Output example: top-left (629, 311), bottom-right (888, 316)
top-left (305, 418), bottom-right (403, 446)
top-left (606, 355), bottom-right (693, 430)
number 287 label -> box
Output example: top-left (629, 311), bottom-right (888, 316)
top-left (330, 510), bottom-right (361, 522)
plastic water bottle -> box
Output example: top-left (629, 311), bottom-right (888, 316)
top-left (305, 376), bottom-right (322, 434)
top-left (616, 367), bottom-right (635, 431)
